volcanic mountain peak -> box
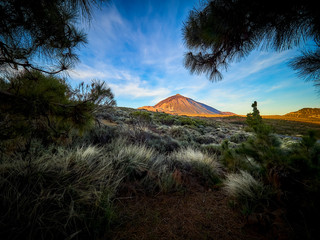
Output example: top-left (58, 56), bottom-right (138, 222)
top-left (138, 94), bottom-right (235, 116)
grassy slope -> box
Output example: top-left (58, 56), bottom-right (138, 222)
top-left (2, 107), bottom-right (319, 239)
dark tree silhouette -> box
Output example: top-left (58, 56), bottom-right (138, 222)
top-left (0, 0), bottom-right (115, 147)
top-left (183, 0), bottom-right (320, 88)
top-left (0, 0), bottom-right (105, 74)
top-left (0, 70), bottom-right (115, 145)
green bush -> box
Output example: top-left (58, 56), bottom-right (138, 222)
top-left (200, 144), bottom-right (222, 156)
top-left (169, 126), bottom-right (192, 140)
top-left (0, 70), bottom-right (115, 152)
top-left (130, 111), bottom-right (152, 123)
top-left (147, 135), bottom-right (181, 153)
top-left (229, 133), bottom-right (249, 143)
top-left (219, 140), bottom-right (260, 173)
top-left (194, 134), bottom-right (217, 144)
top-left (174, 116), bottom-right (208, 127)
top-left (72, 124), bottom-right (118, 147)
top-left (222, 102), bottom-right (320, 238)
top-left (153, 112), bottom-right (176, 125)
top-left (118, 125), bottom-right (181, 153)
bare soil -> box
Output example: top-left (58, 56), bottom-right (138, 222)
top-left (108, 189), bottom-right (269, 240)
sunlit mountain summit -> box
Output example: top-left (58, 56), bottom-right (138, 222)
top-left (139, 94), bottom-right (235, 116)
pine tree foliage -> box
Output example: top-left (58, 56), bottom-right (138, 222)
top-left (0, 70), bottom-right (115, 144)
top-left (183, 0), bottom-right (320, 87)
top-left (0, 0), bottom-right (115, 147)
top-left (290, 48), bottom-right (320, 90)
top-left (0, 0), bottom-right (105, 74)
top-left (246, 101), bottom-right (271, 136)
top-left (246, 101), bottom-right (262, 130)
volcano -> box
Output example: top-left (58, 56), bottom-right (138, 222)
top-left (138, 94), bottom-right (235, 116)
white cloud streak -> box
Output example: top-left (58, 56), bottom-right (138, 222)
top-left (109, 82), bottom-right (170, 99)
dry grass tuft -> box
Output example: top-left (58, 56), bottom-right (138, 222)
top-left (0, 146), bottom-right (121, 239)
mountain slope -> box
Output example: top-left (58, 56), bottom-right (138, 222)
top-left (284, 108), bottom-right (320, 118)
top-left (138, 94), bottom-right (234, 116)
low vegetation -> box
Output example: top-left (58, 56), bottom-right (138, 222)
top-left (1, 87), bottom-right (319, 239)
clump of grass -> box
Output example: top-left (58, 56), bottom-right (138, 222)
top-left (146, 147), bottom-right (223, 193)
top-left (170, 147), bottom-right (223, 185)
top-left (224, 171), bottom-right (273, 215)
top-left (108, 138), bottom-right (155, 181)
top-left (155, 164), bottom-right (184, 194)
top-left (0, 145), bottom-right (121, 240)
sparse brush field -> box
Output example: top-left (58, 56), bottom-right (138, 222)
top-left (263, 118), bottom-right (320, 138)
top-left (213, 115), bottom-right (320, 139)
top-left (1, 107), bottom-right (320, 240)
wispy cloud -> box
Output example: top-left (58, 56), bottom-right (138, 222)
top-left (69, 62), bottom-right (171, 99)
top-left (266, 81), bottom-right (291, 92)
top-left (222, 50), bottom-right (294, 83)
top-left (109, 82), bottom-right (170, 99)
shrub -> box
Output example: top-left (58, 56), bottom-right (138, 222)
top-left (130, 111), bottom-right (152, 123)
top-left (147, 135), bottom-right (181, 153)
top-left (194, 134), bottom-right (218, 144)
top-left (153, 112), bottom-right (176, 125)
top-left (0, 71), bottom-right (115, 151)
top-left (169, 126), bottom-right (193, 141)
top-left (223, 101), bottom-right (320, 238)
top-left (200, 144), bottom-right (222, 156)
top-left (175, 116), bottom-right (196, 126)
top-left (118, 125), bottom-right (181, 153)
top-left (229, 133), bottom-right (249, 143)
top-left (71, 124), bottom-right (118, 147)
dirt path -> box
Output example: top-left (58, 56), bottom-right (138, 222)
top-left (109, 190), bottom-right (267, 240)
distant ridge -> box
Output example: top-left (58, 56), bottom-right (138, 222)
top-left (262, 108), bottom-right (320, 124)
top-left (284, 108), bottom-right (320, 118)
top-left (138, 94), bottom-right (235, 116)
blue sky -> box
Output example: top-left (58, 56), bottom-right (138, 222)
top-left (68, 0), bottom-right (319, 115)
